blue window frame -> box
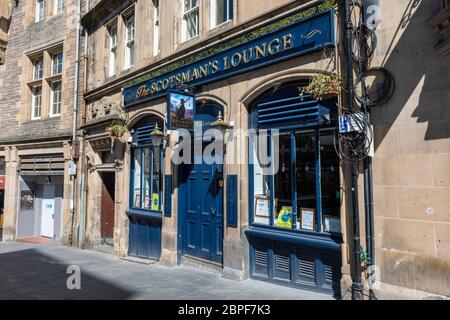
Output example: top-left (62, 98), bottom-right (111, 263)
top-left (130, 117), bottom-right (164, 213)
top-left (249, 83), bottom-right (341, 235)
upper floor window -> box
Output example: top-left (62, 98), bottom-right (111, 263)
top-left (35, 0), bottom-right (46, 23)
top-left (124, 14), bottom-right (135, 69)
top-left (31, 85), bottom-right (42, 120)
top-left (33, 57), bottom-right (44, 80)
top-left (54, 0), bottom-right (64, 14)
top-left (51, 52), bottom-right (63, 76)
top-left (108, 25), bottom-right (118, 76)
top-left (153, 0), bottom-right (160, 56)
top-left (211, 0), bottom-right (232, 28)
top-left (182, 0), bottom-right (199, 42)
top-left (50, 81), bottom-right (62, 116)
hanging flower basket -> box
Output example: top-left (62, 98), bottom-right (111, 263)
top-left (300, 73), bottom-right (341, 101)
top-left (106, 123), bottom-right (128, 143)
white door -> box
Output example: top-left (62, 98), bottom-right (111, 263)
top-left (41, 184), bottom-right (55, 238)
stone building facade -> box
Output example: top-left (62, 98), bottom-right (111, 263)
top-left (0, 0), bottom-right (84, 245)
top-left (0, 0), bottom-right (449, 299)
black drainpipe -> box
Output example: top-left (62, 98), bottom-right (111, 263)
top-left (343, 0), bottom-right (363, 300)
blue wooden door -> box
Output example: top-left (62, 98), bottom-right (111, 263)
top-left (180, 103), bottom-right (224, 264)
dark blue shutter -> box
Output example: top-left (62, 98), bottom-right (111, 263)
top-left (257, 95), bottom-right (330, 130)
top-left (164, 175), bottom-right (172, 217)
top-left (133, 118), bottom-right (163, 145)
top-left (226, 175), bottom-right (238, 228)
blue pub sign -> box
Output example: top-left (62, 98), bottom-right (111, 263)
top-left (123, 8), bottom-right (335, 107)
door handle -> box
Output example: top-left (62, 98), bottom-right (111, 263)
top-left (211, 207), bottom-right (217, 218)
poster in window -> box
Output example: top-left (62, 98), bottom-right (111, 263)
top-left (300, 208), bottom-right (316, 231)
top-left (167, 91), bottom-right (195, 130)
top-left (134, 194), bottom-right (141, 208)
top-left (20, 190), bottom-right (34, 210)
top-left (324, 216), bottom-right (341, 234)
top-left (255, 196), bottom-right (270, 218)
top-left (276, 206), bottom-right (292, 229)
top-left (151, 193), bottom-right (160, 211)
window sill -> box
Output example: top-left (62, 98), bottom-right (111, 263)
top-left (208, 20), bottom-right (233, 36)
top-left (27, 79), bottom-right (43, 87)
top-left (245, 225), bottom-right (342, 251)
top-left (126, 208), bottom-right (163, 221)
top-left (46, 74), bottom-right (62, 82)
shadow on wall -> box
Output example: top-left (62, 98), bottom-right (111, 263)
top-left (372, 0), bottom-right (450, 150)
top-left (0, 248), bottom-right (134, 300)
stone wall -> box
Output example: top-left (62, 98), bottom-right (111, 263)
top-left (370, 0), bottom-right (450, 296)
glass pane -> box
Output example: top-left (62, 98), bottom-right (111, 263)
top-left (274, 133), bottom-right (293, 229)
top-left (320, 130), bottom-right (341, 234)
top-left (133, 149), bottom-right (142, 208)
top-left (143, 148), bottom-right (151, 209)
top-left (151, 148), bottom-right (161, 211)
top-left (252, 133), bottom-right (271, 225)
top-left (296, 131), bottom-right (317, 231)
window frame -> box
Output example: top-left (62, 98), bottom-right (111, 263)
top-left (182, 0), bottom-right (200, 42)
top-left (51, 51), bottom-right (63, 76)
top-left (50, 80), bottom-right (62, 117)
top-left (35, 0), bottom-right (46, 23)
top-left (108, 24), bottom-right (118, 76)
top-left (33, 57), bottom-right (44, 80)
top-left (210, 0), bottom-right (233, 29)
top-left (130, 145), bottom-right (163, 213)
top-left (54, 0), bottom-right (64, 15)
top-left (31, 85), bottom-right (42, 120)
top-left (249, 127), bottom-right (341, 235)
top-left (124, 13), bottom-right (135, 69)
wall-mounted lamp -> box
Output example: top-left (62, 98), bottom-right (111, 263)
top-left (210, 111), bottom-right (231, 138)
top-left (149, 123), bottom-right (169, 150)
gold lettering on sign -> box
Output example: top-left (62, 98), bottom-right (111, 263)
top-left (255, 43), bottom-right (268, 60)
top-left (231, 53), bottom-right (242, 68)
top-left (268, 39), bottom-right (281, 55)
top-left (134, 32), bottom-right (299, 99)
top-left (283, 34), bottom-right (294, 50)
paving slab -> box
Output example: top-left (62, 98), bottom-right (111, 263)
top-left (0, 243), bottom-right (333, 300)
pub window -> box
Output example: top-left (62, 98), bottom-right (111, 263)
top-left (31, 85), bottom-right (42, 120)
top-left (249, 83), bottom-right (341, 234)
top-left (54, 0), bottom-right (64, 14)
top-left (35, 0), bottom-right (46, 23)
top-left (124, 14), bottom-right (135, 69)
top-left (130, 117), bottom-right (164, 212)
top-left (51, 52), bottom-right (63, 76)
top-left (182, 0), bottom-right (199, 42)
top-left (33, 57), bottom-right (44, 80)
top-left (50, 80), bottom-right (62, 116)
top-left (210, 0), bottom-right (232, 29)
top-left (108, 24), bottom-right (118, 76)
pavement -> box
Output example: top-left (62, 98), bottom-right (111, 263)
top-left (0, 242), bottom-right (333, 300)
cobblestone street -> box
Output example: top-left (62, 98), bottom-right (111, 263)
top-left (0, 243), bottom-right (332, 300)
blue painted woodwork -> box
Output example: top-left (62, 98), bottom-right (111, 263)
top-left (247, 82), bottom-right (341, 294)
top-left (164, 175), bottom-right (172, 217)
top-left (127, 116), bottom-right (164, 261)
top-left (123, 9), bottom-right (335, 106)
top-left (247, 230), bottom-right (341, 297)
top-left (178, 102), bottom-right (224, 264)
top-left (226, 175), bottom-right (238, 228)
top-left (127, 209), bottom-right (162, 261)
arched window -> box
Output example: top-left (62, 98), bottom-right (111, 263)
top-left (130, 116), bottom-right (164, 212)
top-left (249, 82), bottom-right (341, 234)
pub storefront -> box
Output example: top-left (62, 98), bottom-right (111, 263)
top-left (121, 2), bottom-right (344, 297)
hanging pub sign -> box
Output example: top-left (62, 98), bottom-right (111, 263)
top-left (123, 3), bottom-right (335, 107)
top-left (167, 91), bottom-right (196, 130)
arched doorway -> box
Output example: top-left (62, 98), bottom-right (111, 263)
top-left (178, 100), bottom-right (224, 264)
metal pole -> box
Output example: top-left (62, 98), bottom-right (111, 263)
top-left (343, 0), bottom-right (363, 300)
